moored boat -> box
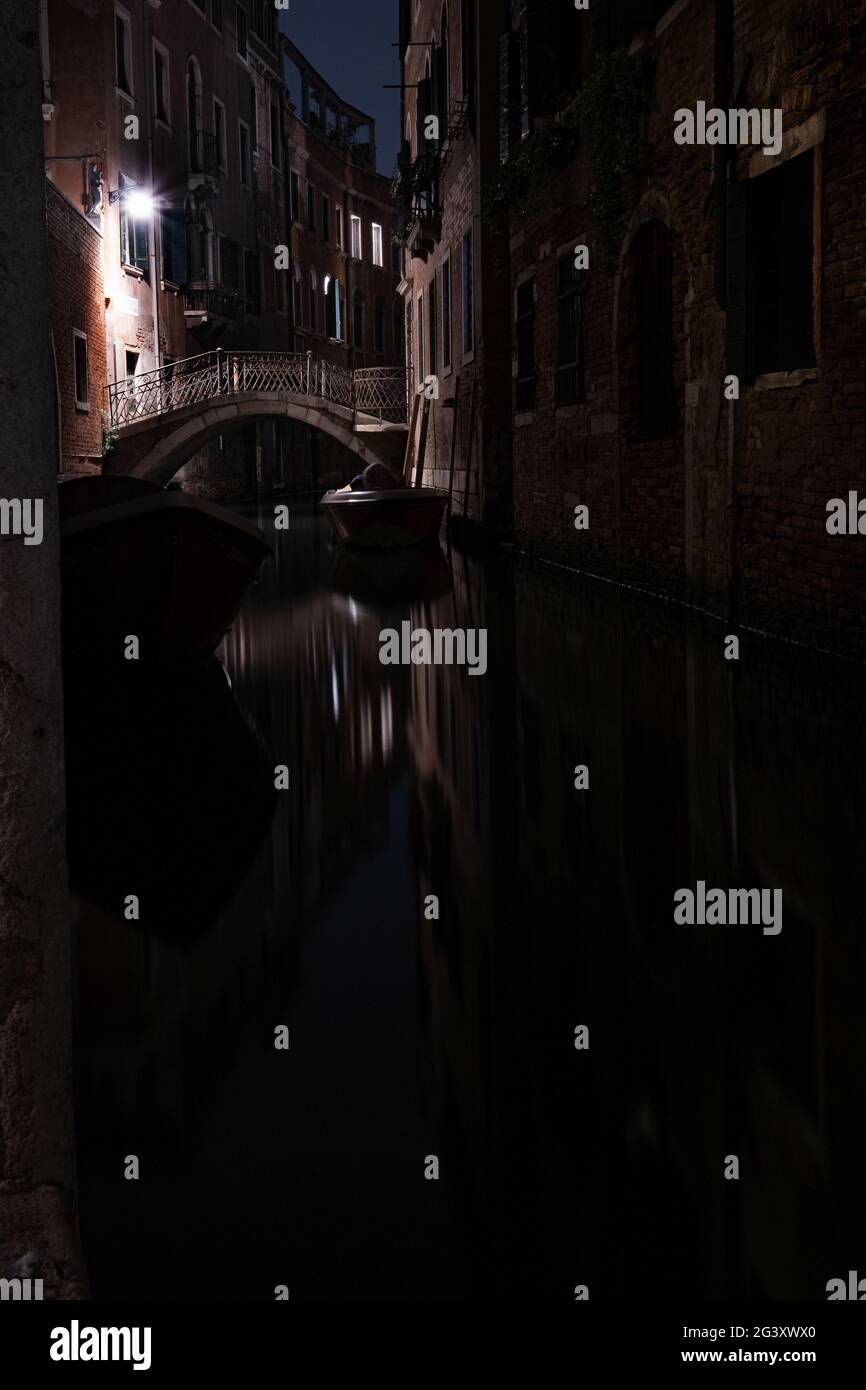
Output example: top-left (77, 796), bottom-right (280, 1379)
top-left (320, 485), bottom-right (448, 550)
top-left (59, 475), bottom-right (272, 666)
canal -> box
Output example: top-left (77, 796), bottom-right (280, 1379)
top-left (68, 501), bottom-right (866, 1301)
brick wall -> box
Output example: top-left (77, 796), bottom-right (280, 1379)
top-left (506, 0), bottom-right (866, 659)
top-left (45, 178), bottom-right (107, 473)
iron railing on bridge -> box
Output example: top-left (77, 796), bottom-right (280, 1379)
top-left (107, 350), bottom-right (408, 429)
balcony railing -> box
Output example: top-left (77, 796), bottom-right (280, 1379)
top-left (184, 281), bottom-right (247, 321)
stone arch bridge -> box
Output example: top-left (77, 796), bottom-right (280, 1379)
top-left (103, 350), bottom-right (409, 484)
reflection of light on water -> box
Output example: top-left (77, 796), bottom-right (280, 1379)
top-left (380, 687), bottom-right (393, 759)
top-left (348, 598), bottom-right (359, 624)
top-left (331, 658), bottom-right (340, 720)
top-left (361, 699), bottom-right (372, 764)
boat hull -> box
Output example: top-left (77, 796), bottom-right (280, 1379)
top-left (320, 487), bottom-right (448, 549)
top-left (60, 483), bottom-right (272, 667)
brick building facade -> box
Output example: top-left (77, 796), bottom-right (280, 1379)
top-left (397, 0), bottom-right (513, 531)
top-left (45, 178), bottom-right (107, 473)
top-left (498, 0), bottom-right (866, 657)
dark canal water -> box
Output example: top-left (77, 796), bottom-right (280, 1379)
top-left (69, 502), bottom-right (866, 1300)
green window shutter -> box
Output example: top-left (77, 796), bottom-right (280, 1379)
top-left (133, 218), bottom-right (149, 274)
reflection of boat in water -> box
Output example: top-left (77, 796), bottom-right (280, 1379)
top-left (320, 486), bottom-right (448, 550)
top-left (64, 657), bottom-right (276, 938)
top-left (60, 476), bottom-right (272, 666)
top-left (329, 542), bottom-right (453, 606)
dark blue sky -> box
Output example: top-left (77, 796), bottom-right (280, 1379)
top-left (279, 1), bottom-right (402, 175)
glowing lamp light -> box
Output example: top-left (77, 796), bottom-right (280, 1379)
top-left (125, 189), bottom-right (155, 219)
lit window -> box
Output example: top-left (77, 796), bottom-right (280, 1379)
top-left (371, 223), bottom-right (383, 267)
top-left (350, 214), bottom-right (362, 259)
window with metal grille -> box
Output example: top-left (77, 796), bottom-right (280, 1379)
top-left (556, 252), bottom-right (584, 404)
top-left (442, 255), bottom-right (451, 370)
top-left (515, 278), bottom-right (535, 411)
top-left (747, 149), bottom-right (815, 377)
top-left (462, 229), bottom-right (474, 354)
top-left (429, 273), bottom-right (438, 374)
top-left (631, 219), bottom-right (674, 437)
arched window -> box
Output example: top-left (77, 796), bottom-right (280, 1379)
top-left (629, 219), bottom-right (675, 437)
top-left (392, 300), bottom-right (404, 360)
top-left (353, 288), bottom-right (365, 351)
top-left (187, 59), bottom-right (203, 173)
top-left (374, 295), bottom-right (385, 354)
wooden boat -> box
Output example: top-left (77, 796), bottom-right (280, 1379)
top-left (59, 475), bottom-right (272, 666)
top-left (320, 485), bottom-right (448, 549)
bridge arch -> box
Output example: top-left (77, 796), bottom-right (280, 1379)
top-left (106, 392), bottom-right (404, 486)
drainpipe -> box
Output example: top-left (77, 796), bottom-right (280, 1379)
top-left (144, 3), bottom-right (162, 376)
top-left (39, 0), bottom-right (53, 117)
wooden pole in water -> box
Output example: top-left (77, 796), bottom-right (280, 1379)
top-left (402, 388), bottom-right (421, 485)
top-left (413, 392), bottom-right (431, 488)
top-left (446, 376), bottom-right (461, 519)
top-left (461, 378), bottom-right (478, 517)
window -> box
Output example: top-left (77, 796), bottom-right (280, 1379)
top-left (350, 214), bottom-right (362, 260)
top-left (353, 288), bottom-right (365, 350)
top-left (442, 254), bottom-right (451, 370)
top-left (245, 249), bottom-right (261, 314)
top-left (73, 331), bottom-right (88, 409)
top-left (336, 206), bottom-right (344, 249)
top-left (417, 295), bottom-right (425, 381)
top-left (428, 273), bottom-right (438, 373)
top-left (516, 278), bottom-right (536, 411)
top-left (462, 228), bottom-right (474, 354)
top-left (631, 219), bottom-right (674, 436)
top-left (153, 42), bottom-right (170, 125)
top-left (211, 0), bottom-right (223, 29)
top-left (161, 209), bottom-right (188, 285)
top-left (556, 251), bottom-right (584, 404)
top-left (236, 4), bottom-right (247, 60)
top-left (322, 195), bottom-right (331, 244)
top-left (747, 150), bottom-right (816, 377)
top-left (119, 177), bottom-right (149, 273)
top-left (125, 349), bottom-right (140, 392)
top-left (393, 300), bottom-right (404, 360)
top-left (290, 170), bottom-right (300, 223)
top-left (239, 120), bottom-right (251, 187)
top-left (325, 275), bottom-right (341, 338)
top-left (307, 182), bottom-right (316, 232)
top-left (219, 235), bottom-right (240, 289)
top-left (309, 271), bottom-right (317, 332)
top-left (461, 0), bottom-right (475, 121)
top-left (270, 99), bottom-right (281, 168)
top-left (371, 222), bottom-right (383, 267)
top-left (115, 8), bottom-right (132, 96)
top-left (214, 99), bottom-right (226, 171)
top-left (374, 295), bottom-right (385, 353)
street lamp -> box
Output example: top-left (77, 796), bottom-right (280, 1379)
top-left (125, 189), bottom-right (155, 219)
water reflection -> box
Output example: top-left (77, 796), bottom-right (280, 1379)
top-left (72, 504), bottom-right (866, 1300)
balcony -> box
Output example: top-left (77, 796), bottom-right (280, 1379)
top-left (392, 149), bottom-right (442, 263)
top-left (184, 282), bottom-right (248, 337)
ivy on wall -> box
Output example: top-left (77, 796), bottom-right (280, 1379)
top-left (576, 49), bottom-right (655, 264)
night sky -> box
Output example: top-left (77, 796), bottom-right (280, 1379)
top-left (280, 0), bottom-right (402, 175)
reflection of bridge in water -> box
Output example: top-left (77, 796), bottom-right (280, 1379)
top-left (104, 350), bottom-right (409, 484)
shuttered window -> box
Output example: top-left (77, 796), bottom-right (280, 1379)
top-left (516, 278), bottom-right (536, 412)
top-left (556, 253), bottom-right (584, 405)
top-left (161, 210), bottom-right (187, 285)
